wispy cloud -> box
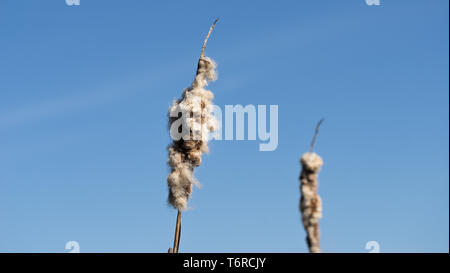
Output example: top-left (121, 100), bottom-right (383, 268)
top-left (0, 62), bottom-right (182, 131)
top-left (0, 90), bottom-right (119, 130)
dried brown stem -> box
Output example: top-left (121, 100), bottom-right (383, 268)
top-left (309, 118), bottom-right (324, 153)
top-left (194, 19), bottom-right (219, 81)
top-left (172, 210), bottom-right (182, 253)
top-left (200, 18), bottom-right (219, 58)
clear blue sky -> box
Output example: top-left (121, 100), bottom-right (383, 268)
top-left (0, 0), bottom-right (448, 253)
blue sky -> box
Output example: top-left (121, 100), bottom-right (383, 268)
top-left (0, 0), bottom-right (448, 253)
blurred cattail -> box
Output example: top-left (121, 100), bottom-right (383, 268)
top-left (299, 119), bottom-right (324, 253)
top-left (166, 19), bottom-right (219, 253)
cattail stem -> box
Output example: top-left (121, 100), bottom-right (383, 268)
top-left (172, 210), bottom-right (182, 253)
top-left (309, 118), bottom-right (324, 153)
top-left (200, 18), bottom-right (219, 58)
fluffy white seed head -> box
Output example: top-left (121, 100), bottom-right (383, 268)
top-left (299, 152), bottom-right (323, 253)
top-left (300, 152), bottom-right (323, 172)
top-left (167, 57), bottom-right (217, 210)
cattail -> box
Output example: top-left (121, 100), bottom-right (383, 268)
top-left (166, 19), bottom-right (219, 253)
top-left (299, 119), bottom-right (324, 253)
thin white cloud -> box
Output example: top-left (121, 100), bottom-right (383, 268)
top-left (0, 61), bottom-right (182, 130)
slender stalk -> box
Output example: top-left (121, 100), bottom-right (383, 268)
top-left (309, 118), bottom-right (324, 153)
top-left (200, 18), bottom-right (219, 58)
top-left (172, 210), bottom-right (182, 253)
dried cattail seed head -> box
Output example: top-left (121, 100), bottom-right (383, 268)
top-left (300, 152), bottom-right (323, 172)
top-left (299, 152), bottom-right (323, 253)
top-left (166, 26), bottom-right (218, 211)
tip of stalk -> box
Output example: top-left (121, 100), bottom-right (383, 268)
top-left (200, 18), bottom-right (220, 58)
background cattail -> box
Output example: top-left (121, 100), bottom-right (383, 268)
top-left (299, 119), bottom-right (324, 253)
top-left (166, 19), bottom-right (219, 253)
